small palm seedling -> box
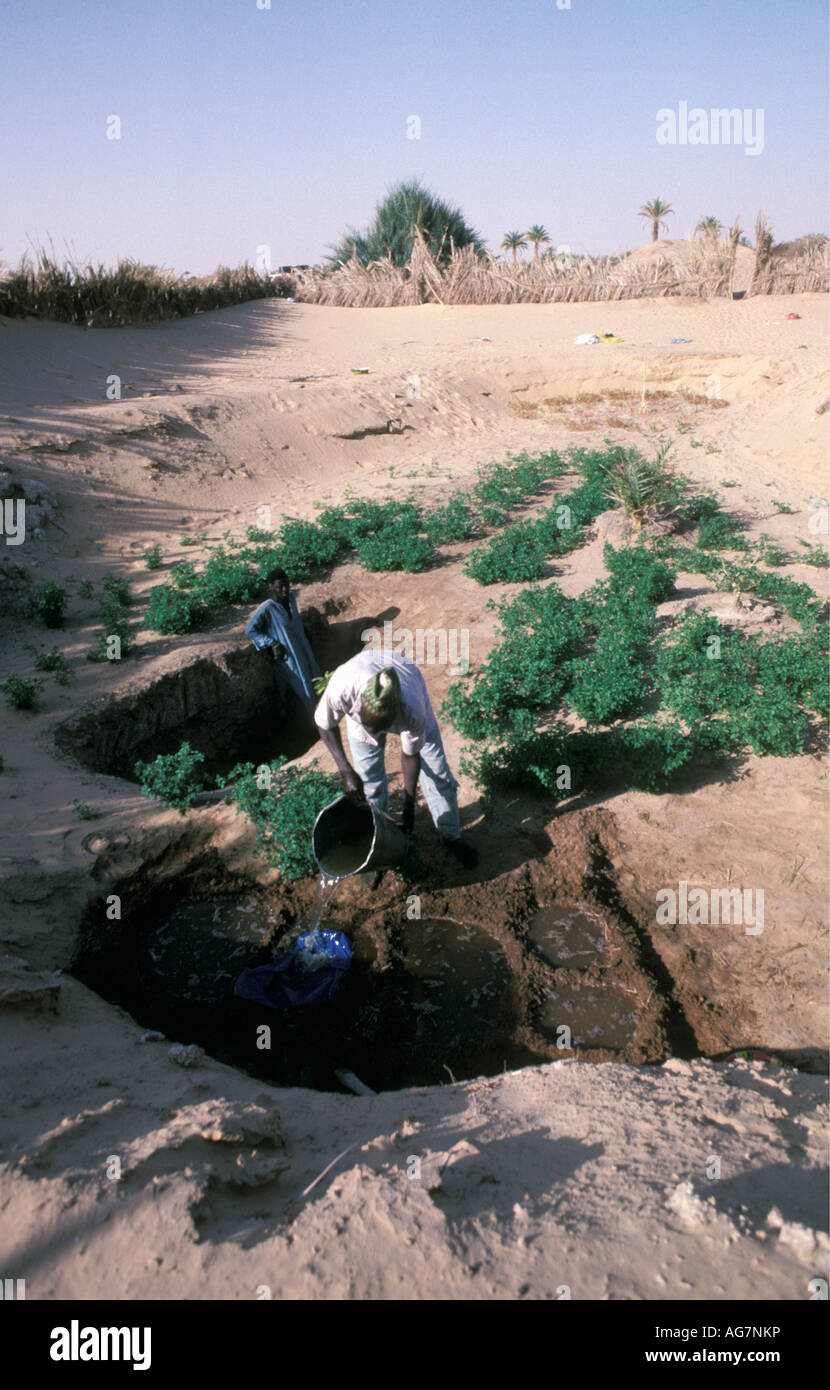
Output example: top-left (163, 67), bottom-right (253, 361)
top-left (601, 447), bottom-right (673, 528)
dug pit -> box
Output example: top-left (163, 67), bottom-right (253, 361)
top-left (72, 845), bottom-right (683, 1093)
top-left (53, 606), bottom-right (389, 783)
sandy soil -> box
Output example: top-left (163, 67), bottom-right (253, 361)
top-left (0, 293), bottom-right (827, 1300)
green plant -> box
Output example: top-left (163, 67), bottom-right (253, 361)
top-left (463, 519), bottom-right (549, 584)
top-left (772, 500), bottom-right (795, 514)
top-left (101, 573), bottom-right (132, 606)
top-left (696, 513), bottom-right (748, 550)
top-left (220, 757), bottom-right (340, 880)
top-left (2, 674), bottom-right (44, 710)
top-left (328, 177), bottom-right (484, 268)
top-left (32, 581), bottom-right (68, 629)
top-left (799, 542), bottom-right (829, 568)
top-left (601, 543), bottom-right (676, 603)
top-left (77, 578), bottom-right (95, 599)
top-left (169, 560), bottom-right (198, 590)
top-left (70, 799), bottom-right (100, 821)
top-left (27, 645), bottom-right (74, 684)
top-left (757, 533), bottom-right (787, 567)
top-left (134, 742), bottom-right (208, 811)
top-left (721, 480), bottom-right (737, 488)
top-left (600, 446), bottom-right (673, 524)
top-left (144, 584), bottom-right (208, 634)
top-left (0, 249), bottom-right (294, 328)
top-left (143, 544), bottom-right (163, 569)
top-left (88, 579), bottom-right (136, 661)
top-left (423, 493), bottom-right (477, 544)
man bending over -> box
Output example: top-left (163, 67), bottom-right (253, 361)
top-left (314, 649), bottom-right (478, 869)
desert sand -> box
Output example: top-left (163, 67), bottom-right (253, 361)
top-left (0, 291), bottom-right (827, 1300)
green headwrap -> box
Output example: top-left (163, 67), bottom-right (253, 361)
top-left (361, 667), bottom-right (401, 720)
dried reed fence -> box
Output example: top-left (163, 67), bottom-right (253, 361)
top-left (748, 215), bottom-right (830, 296)
top-left (293, 226), bottom-right (829, 308)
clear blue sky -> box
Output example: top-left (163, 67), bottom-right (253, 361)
top-left (3, 0), bottom-right (827, 274)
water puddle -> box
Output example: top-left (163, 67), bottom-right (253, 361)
top-left (75, 879), bottom-right (661, 1092)
top-left (529, 906), bottom-right (608, 967)
top-left (538, 983), bottom-right (638, 1051)
top-left (530, 905), bottom-right (637, 1051)
top-left (138, 895), bottom-right (279, 1004)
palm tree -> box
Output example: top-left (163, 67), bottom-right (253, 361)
top-left (695, 215), bottom-right (723, 240)
top-left (327, 179), bottom-right (484, 268)
top-left (526, 224), bottom-right (552, 260)
top-left (638, 198), bottom-right (674, 242)
top-left (501, 231), bottom-right (528, 263)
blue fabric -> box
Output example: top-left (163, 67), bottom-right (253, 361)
top-left (245, 594), bottom-right (321, 714)
top-left (234, 930), bottom-right (352, 1008)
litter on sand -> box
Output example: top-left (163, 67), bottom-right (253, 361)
top-left (671, 337), bottom-right (693, 343)
top-left (598, 332), bottom-right (621, 342)
top-left (574, 333), bottom-right (601, 345)
top-left (350, 367), bottom-right (370, 374)
top-left (787, 313), bottom-right (802, 320)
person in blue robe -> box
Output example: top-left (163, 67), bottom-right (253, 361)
top-left (245, 567), bottom-right (322, 718)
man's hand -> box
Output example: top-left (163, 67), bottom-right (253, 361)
top-left (340, 766), bottom-right (365, 803)
top-left (273, 642), bottom-right (287, 661)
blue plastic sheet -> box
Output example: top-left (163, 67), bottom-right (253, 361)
top-left (234, 929), bottom-right (352, 1009)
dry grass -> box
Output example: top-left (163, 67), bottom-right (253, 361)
top-left (0, 250), bottom-right (295, 326)
top-left (293, 224), bottom-right (829, 308)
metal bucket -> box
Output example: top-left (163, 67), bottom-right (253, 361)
top-left (312, 795), bottom-right (410, 878)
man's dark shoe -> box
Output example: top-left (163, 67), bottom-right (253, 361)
top-left (445, 837), bottom-right (478, 869)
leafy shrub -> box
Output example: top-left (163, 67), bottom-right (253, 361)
top-left (77, 578), bottom-right (95, 599)
top-left (28, 645), bottom-right (73, 684)
top-left (143, 544), bottom-right (163, 569)
top-left (135, 742), bottom-right (207, 810)
top-left (80, 573), bottom-right (137, 661)
top-left (275, 518), bottom-right (344, 574)
top-left (799, 543), bottom-right (829, 568)
top-left (757, 533), bottom-right (787, 567)
top-left (355, 524), bottom-right (434, 573)
top-left (601, 543), bottom-right (676, 603)
top-left (33, 581), bottom-right (68, 628)
top-left (221, 757), bottom-right (340, 881)
top-left (472, 450), bottom-right (566, 523)
top-left (70, 799), bottom-right (100, 821)
top-left (101, 573), bottom-right (132, 606)
top-left (424, 493), bottom-right (477, 543)
top-left (610, 718), bottom-right (699, 791)
top-left (463, 519), bottom-right (549, 584)
top-left (198, 548), bottom-right (262, 605)
top-left (678, 490), bottom-right (722, 523)
top-left (696, 513), bottom-right (747, 550)
top-left (654, 611), bottom-right (755, 723)
top-left (144, 583), bottom-right (208, 634)
top-left (568, 633), bottom-right (650, 725)
top-left (463, 450), bottom-right (613, 584)
top-left (169, 561), bottom-right (198, 590)
top-left (442, 585), bottom-right (584, 738)
top-left (2, 675), bottom-right (44, 710)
